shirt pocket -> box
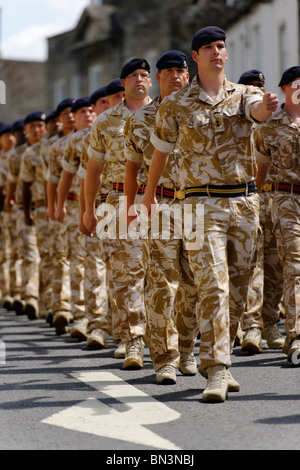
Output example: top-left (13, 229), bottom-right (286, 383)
top-left (178, 114), bottom-right (209, 154)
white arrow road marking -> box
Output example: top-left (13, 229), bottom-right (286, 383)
top-left (42, 371), bottom-right (181, 450)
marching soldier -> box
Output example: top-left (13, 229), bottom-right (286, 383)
top-left (84, 58), bottom-right (152, 370)
top-left (47, 99), bottom-right (75, 334)
top-left (255, 66), bottom-right (300, 364)
top-left (124, 50), bottom-right (199, 384)
top-left (142, 27), bottom-right (278, 402)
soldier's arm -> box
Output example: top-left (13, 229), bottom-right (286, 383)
top-left (124, 160), bottom-right (142, 225)
top-left (83, 158), bottom-right (105, 235)
top-left (55, 169), bottom-right (75, 223)
top-left (47, 181), bottom-right (58, 220)
top-left (22, 181), bottom-right (34, 226)
top-left (5, 181), bottom-right (16, 208)
top-left (142, 149), bottom-right (169, 218)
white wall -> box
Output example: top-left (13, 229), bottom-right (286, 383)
top-left (225, 0), bottom-right (299, 102)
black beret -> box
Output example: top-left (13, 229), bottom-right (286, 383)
top-left (191, 26), bottom-right (226, 51)
top-left (278, 66), bottom-right (300, 87)
top-left (45, 110), bottom-right (58, 123)
top-left (106, 78), bottom-right (125, 96)
top-left (55, 98), bottom-right (74, 116)
top-left (11, 118), bottom-right (25, 132)
top-left (0, 123), bottom-right (12, 136)
top-left (156, 50), bottom-right (188, 70)
top-left (24, 111), bottom-right (47, 124)
top-left (89, 87), bottom-right (108, 105)
top-left (120, 58), bottom-right (150, 79)
top-left (71, 97), bottom-right (91, 113)
top-left (238, 69), bottom-right (265, 85)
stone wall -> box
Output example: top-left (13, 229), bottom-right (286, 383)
top-left (0, 59), bottom-right (47, 124)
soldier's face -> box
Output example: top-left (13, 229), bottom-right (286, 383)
top-left (24, 121), bottom-right (46, 144)
top-left (157, 67), bottom-right (189, 98)
top-left (94, 96), bottom-right (110, 116)
top-left (0, 132), bottom-right (16, 151)
top-left (192, 40), bottom-right (228, 71)
top-left (122, 69), bottom-right (152, 99)
top-left (59, 108), bottom-right (75, 130)
top-left (74, 106), bottom-right (95, 130)
top-left (107, 91), bottom-right (125, 108)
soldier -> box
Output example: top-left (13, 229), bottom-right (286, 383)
top-left (20, 111), bottom-right (48, 319)
top-left (5, 119), bottom-right (27, 315)
top-left (47, 99), bottom-right (75, 335)
top-left (79, 82), bottom-right (125, 355)
top-left (255, 66), bottom-right (300, 364)
top-left (84, 58), bottom-right (152, 370)
top-left (55, 96), bottom-right (97, 340)
top-left (124, 50), bottom-right (199, 384)
top-left (142, 26), bottom-right (278, 402)
top-left (0, 124), bottom-right (17, 310)
top-left (237, 70), bottom-right (284, 353)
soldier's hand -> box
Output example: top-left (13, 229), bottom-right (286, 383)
top-left (55, 205), bottom-right (66, 223)
top-left (83, 210), bottom-right (97, 236)
top-left (141, 195), bottom-right (158, 220)
top-left (24, 213), bottom-right (34, 227)
top-left (262, 92), bottom-right (278, 112)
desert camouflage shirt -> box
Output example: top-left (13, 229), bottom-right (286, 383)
top-left (62, 127), bottom-right (90, 175)
top-left (88, 99), bottom-right (150, 185)
top-left (151, 75), bottom-right (264, 187)
top-left (79, 130), bottom-right (111, 196)
top-left (48, 132), bottom-right (80, 193)
top-left (124, 96), bottom-right (181, 187)
top-left (40, 134), bottom-right (60, 180)
top-left (255, 105), bottom-right (300, 183)
top-left (7, 143), bottom-right (28, 204)
top-left (20, 141), bottom-right (45, 202)
top-left (0, 150), bottom-right (11, 194)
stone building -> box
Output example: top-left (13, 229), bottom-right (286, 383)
top-left (0, 59), bottom-right (47, 123)
top-left (47, 0), bottom-right (282, 109)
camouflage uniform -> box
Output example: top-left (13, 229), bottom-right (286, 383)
top-left (124, 96), bottom-right (199, 372)
top-left (20, 140), bottom-right (53, 315)
top-left (255, 106), bottom-right (300, 350)
top-left (88, 101), bottom-right (148, 345)
top-left (48, 132), bottom-right (84, 322)
top-left (242, 187), bottom-right (283, 331)
top-left (151, 75), bottom-right (263, 371)
top-left (0, 149), bottom-right (16, 303)
top-left (62, 128), bottom-right (109, 337)
top-left (7, 143), bottom-right (40, 306)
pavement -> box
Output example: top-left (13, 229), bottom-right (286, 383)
top-left (0, 307), bottom-right (299, 454)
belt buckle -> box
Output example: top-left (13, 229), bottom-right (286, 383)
top-left (262, 183), bottom-right (272, 192)
top-left (174, 189), bottom-right (185, 200)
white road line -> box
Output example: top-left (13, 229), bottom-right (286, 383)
top-left (42, 371), bottom-right (181, 450)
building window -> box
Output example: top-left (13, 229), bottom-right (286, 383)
top-left (70, 75), bottom-right (81, 100)
top-left (253, 24), bottom-right (262, 70)
top-left (88, 64), bottom-right (103, 94)
top-left (279, 23), bottom-right (287, 75)
top-left (53, 78), bottom-right (66, 107)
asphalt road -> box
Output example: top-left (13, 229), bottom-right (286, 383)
top-left (0, 306), bottom-right (299, 455)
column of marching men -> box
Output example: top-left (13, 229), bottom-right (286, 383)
top-left (0, 25), bottom-right (300, 404)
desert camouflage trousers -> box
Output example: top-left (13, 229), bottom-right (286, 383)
top-left (242, 192), bottom-right (283, 330)
top-left (272, 193), bottom-right (300, 345)
top-left (183, 194), bottom-right (260, 371)
top-left (61, 200), bottom-right (86, 319)
top-left (145, 198), bottom-right (199, 371)
top-left (83, 234), bottom-right (109, 334)
top-left (97, 192), bottom-right (148, 343)
top-left (0, 208), bottom-right (22, 298)
top-left (34, 207), bottom-right (54, 313)
top-left (48, 219), bottom-right (71, 315)
top-left (0, 212), bottom-right (12, 298)
top-left (16, 209), bottom-right (40, 301)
